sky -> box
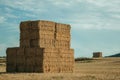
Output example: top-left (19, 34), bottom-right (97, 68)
top-left (0, 0), bottom-right (120, 58)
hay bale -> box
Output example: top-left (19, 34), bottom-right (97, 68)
top-left (25, 65), bottom-right (34, 72)
top-left (30, 20), bottom-right (55, 30)
top-left (93, 52), bottom-right (102, 58)
top-left (20, 21), bottom-right (31, 31)
top-left (24, 48), bottom-right (36, 57)
top-left (6, 47), bottom-right (18, 72)
top-left (30, 39), bottom-right (55, 48)
top-left (6, 65), bottom-right (16, 72)
top-left (30, 30), bottom-right (55, 39)
top-left (34, 66), bottom-right (43, 72)
top-left (55, 40), bottom-right (70, 49)
top-left (20, 31), bottom-right (30, 40)
top-left (55, 23), bottom-right (71, 32)
top-left (17, 48), bottom-right (25, 56)
top-left (17, 65), bottom-right (25, 72)
top-left (55, 33), bottom-right (70, 41)
top-left (35, 57), bottom-right (43, 66)
top-left (20, 40), bottom-right (30, 48)
top-left (7, 20), bottom-right (75, 73)
top-left (25, 56), bottom-right (35, 66)
top-left (36, 48), bottom-right (44, 56)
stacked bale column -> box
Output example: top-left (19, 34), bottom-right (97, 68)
top-left (6, 20), bottom-right (74, 73)
top-left (93, 52), bottom-right (102, 58)
top-left (20, 21), bottom-right (55, 48)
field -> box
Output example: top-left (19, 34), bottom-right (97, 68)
top-left (0, 57), bottom-right (120, 80)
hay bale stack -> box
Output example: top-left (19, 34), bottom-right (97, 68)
top-left (93, 52), bottom-right (102, 58)
top-left (20, 20), bottom-right (55, 48)
top-left (6, 20), bottom-right (74, 73)
top-left (55, 23), bottom-right (70, 49)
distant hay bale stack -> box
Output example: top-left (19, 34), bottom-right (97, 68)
top-left (93, 52), bottom-right (102, 58)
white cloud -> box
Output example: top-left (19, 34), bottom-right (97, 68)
top-left (0, 16), bottom-right (6, 23)
top-left (87, 0), bottom-right (120, 7)
top-left (111, 14), bottom-right (120, 19)
top-left (71, 22), bottom-right (120, 30)
top-left (0, 0), bottom-right (47, 13)
top-left (49, 0), bottom-right (74, 7)
top-left (5, 13), bottom-right (18, 19)
top-left (0, 0), bottom-right (120, 57)
top-left (0, 0), bottom-right (120, 30)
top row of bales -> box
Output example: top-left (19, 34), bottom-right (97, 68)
top-left (20, 20), bottom-right (71, 49)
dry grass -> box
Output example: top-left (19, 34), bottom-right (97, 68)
top-left (0, 57), bottom-right (120, 80)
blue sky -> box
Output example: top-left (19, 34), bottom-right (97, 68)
top-left (0, 0), bottom-right (120, 57)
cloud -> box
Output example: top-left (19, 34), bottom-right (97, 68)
top-left (0, 0), bottom-right (48, 13)
top-left (0, 0), bottom-right (120, 56)
top-left (0, 16), bottom-right (6, 23)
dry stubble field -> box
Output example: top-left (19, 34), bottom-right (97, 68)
top-left (0, 57), bottom-right (120, 80)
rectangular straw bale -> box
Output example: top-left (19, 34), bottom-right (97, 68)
top-left (56, 33), bottom-right (70, 37)
top-left (20, 30), bottom-right (30, 39)
top-left (29, 30), bottom-right (39, 39)
top-left (60, 53), bottom-right (74, 58)
top-left (30, 31), bottom-right (55, 39)
top-left (34, 66), bottom-right (43, 72)
top-left (56, 23), bottom-right (71, 31)
top-left (30, 20), bottom-right (55, 31)
top-left (56, 30), bottom-right (70, 34)
top-left (39, 34), bottom-right (55, 39)
top-left (6, 48), bottom-right (18, 65)
top-left (36, 48), bottom-right (44, 56)
top-left (25, 56), bottom-right (35, 65)
top-left (55, 36), bottom-right (70, 41)
top-left (20, 21), bottom-right (31, 31)
top-left (30, 39), bottom-right (55, 48)
top-left (30, 21), bottom-right (39, 29)
top-left (59, 48), bottom-right (74, 53)
top-left (30, 39), bottom-right (39, 47)
top-left (20, 40), bottom-right (30, 48)
top-left (7, 57), bottom-right (16, 65)
top-left (38, 20), bottom-right (55, 31)
top-left (6, 65), bottom-right (16, 72)
top-left (17, 48), bottom-right (25, 56)
top-left (43, 53), bottom-right (58, 58)
top-left (6, 57), bottom-right (16, 65)
top-left (17, 65), bottom-right (25, 72)
top-left (43, 48), bottom-right (58, 53)
top-left (45, 58), bottom-right (58, 62)
top-left (6, 47), bottom-right (18, 57)
top-left (20, 20), bottom-right (55, 32)
top-left (93, 52), bottom-right (102, 58)
top-left (25, 65), bottom-right (34, 72)
top-left (35, 57), bottom-right (43, 66)
top-left (39, 30), bottom-right (54, 35)
top-left (55, 33), bottom-right (71, 41)
top-left (55, 40), bottom-right (70, 49)
top-left (24, 48), bottom-right (36, 57)
top-left (16, 56), bottom-right (25, 65)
